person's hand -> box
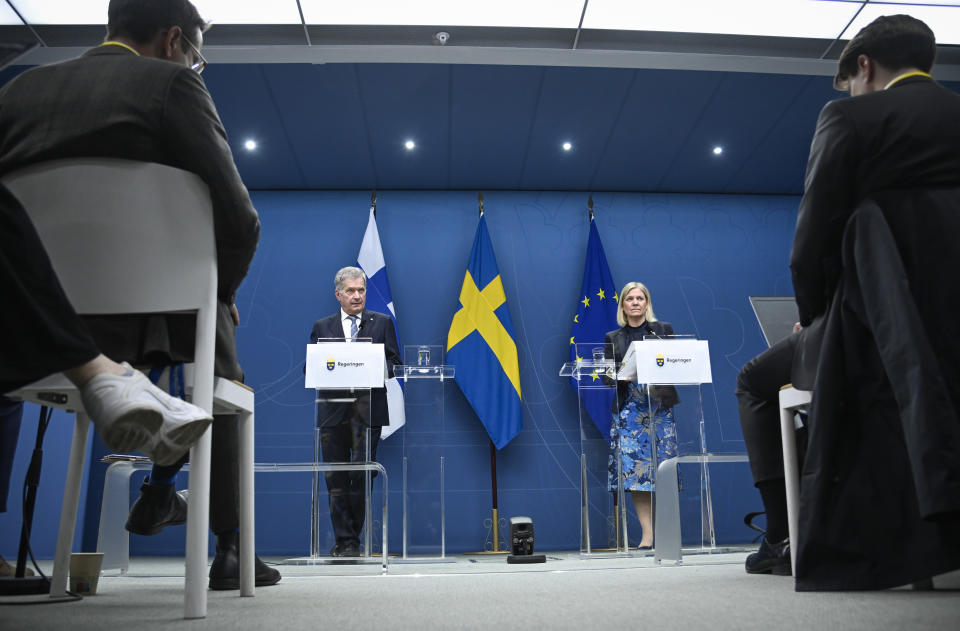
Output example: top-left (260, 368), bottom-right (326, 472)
top-left (792, 321), bottom-right (802, 333)
top-left (231, 303), bottom-right (240, 326)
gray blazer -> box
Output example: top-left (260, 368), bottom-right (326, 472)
top-left (0, 45), bottom-right (259, 378)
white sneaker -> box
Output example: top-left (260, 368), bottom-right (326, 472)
top-left (142, 412), bottom-right (212, 466)
top-left (80, 363), bottom-right (212, 461)
top-left (80, 364), bottom-right (165, 452)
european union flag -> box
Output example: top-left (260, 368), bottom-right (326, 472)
top-left (447, 215), bottom-right (522, 449)
top-left (570, 218), bottom-right (619, 435)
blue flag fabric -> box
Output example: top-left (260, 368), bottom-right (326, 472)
top-left (570, 218), bottom-right (619, 436)
top-left (357, 206), bottom-right (405, 439)
top-left (447, 215), bottom-right (522, 449)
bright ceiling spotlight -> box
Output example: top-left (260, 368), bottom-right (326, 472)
top-left (404, 140), bottom-right (416, 150)
top-left (244, 139), bottom-right (257, 151)
top-left (562, 141), bottom-right (572, 151)
top-left (712, 146), bottom-right (723, 156)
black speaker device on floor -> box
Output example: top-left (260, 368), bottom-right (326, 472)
top-left (506, 516), bottom-right (545, 564)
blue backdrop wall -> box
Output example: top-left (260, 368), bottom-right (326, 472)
top-left (1, 189), bottom-right (799, 559)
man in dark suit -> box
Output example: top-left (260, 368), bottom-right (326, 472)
top-left (309, 266), bottom-right (402, 557)
top-left (736, 14), bottom-right (960, 587)
top-left (0, 0), bottom-right (276, 589)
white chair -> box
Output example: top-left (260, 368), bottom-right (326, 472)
top-left (778, 384), bottom-right (811, 574)
top-left (2, 159), bottom-right (255, 618)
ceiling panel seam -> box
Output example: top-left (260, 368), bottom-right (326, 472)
top-left (517, 67), bottom-right (548, 189)
top-left (654, 74), bottom-right (727, 190)
top-left (352, 63), bottom-right (380, 188)
top-left (721, 76), bottom-right (816, 193)
top-left (258, 64), bottom-right (308, 188)
top-left (446, 64), bottom-right (453, 189)
top-left (587, 68), bottom-right (639, 191)
top-left (820, 0), bottom-right (867, 59)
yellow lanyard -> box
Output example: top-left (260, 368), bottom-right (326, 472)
top-left (99, 41), bottom-right (140, 56)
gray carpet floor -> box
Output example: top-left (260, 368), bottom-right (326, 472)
top-left (2, 552), bottom-right (959, 630)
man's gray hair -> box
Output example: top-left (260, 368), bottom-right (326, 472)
top-left (334, 266), bottom-right (366, 290)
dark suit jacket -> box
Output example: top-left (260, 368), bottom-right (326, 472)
top-left (788, 76), bottom-right (960, 590)
top-left (790, 75), bottom-right (960, 326)
top-left (309, 310), bottom-right (402, 428)
top-left (604, 321), bottom-right (679, 410)
top-left (0, 45), bottom-right (259, 379)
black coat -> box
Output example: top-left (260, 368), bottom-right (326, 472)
top-left (790, 76), bottom-right (960, 590)
top-left (308, 309), bottom-right (402, 428)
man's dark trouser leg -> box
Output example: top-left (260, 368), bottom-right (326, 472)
top-left (736, 332), bottom-right (798, 542)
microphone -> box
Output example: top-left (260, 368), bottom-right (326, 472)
top-left (357, 318), bottom-right (367, 332)
top-left (644, 323), bottom-right (662, 339)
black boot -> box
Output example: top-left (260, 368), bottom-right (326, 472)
top-left (208, 530), bottom-right (281, 590)
top-left (125, 478), bottom-right (188, 535)
top-left (745, 536), bottom-right (791, 575)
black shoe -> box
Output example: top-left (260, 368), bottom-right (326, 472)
top-left (125, 478), bottom-right (188, 535)
top-left (330, 542), bottom-right (360, 557)
top-left (209, 531), bottom-right (281, 590)
top-left (745, 536), bottom-right (791, 576)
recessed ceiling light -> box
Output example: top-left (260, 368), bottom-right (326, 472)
top-left (404, 140), bottom-right (416, 150)
top-left (712, 146), bottom-right (723, 156)
top-left (244, 139), bottom-right (257, 151)
top-left (562, 141), bottom-right (573, 151)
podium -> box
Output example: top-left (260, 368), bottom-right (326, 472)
top-left (619, 336), bottom-right (749, 562)
top-left (559, 342), bottom-right (627, 556)
top-left (299, 338), bottom-right (388, 563)
top-left (392, 345), bottom-right (454, 561)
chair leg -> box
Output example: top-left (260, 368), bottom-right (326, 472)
top-left (184, 427), bottom-right (212, 619)
top-left (51, 412), bottom-right (92, 598)
top-left (779, 401), bottom-right (801, 576)
top-left (239, 409), bottom-right (255, 597)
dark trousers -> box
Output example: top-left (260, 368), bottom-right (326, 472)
top-left (736, 332), bottom-right (799, 486)
top-left (0, 396), bottom-right (23, 513)
top-left (319, 417), bottom-right (381, 546)
top-left (0, 184), bottom-right (99, 394)
top-left (151, 413), bottom-right (239, 534)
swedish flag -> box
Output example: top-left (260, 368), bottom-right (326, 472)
top-left (447, 215), bottom-right (522, 449)
top-left (570, 218), bottom-right (619, 435)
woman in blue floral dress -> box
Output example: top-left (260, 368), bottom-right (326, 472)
top-left (605, 282), bottom-right (679, 549)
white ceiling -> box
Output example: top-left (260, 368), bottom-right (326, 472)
top-left (4, 1), bottom-right (960, 44)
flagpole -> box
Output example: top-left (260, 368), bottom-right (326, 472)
top-left (476, 191), bottom-right (507, 553)
top-left (371, 189), bottom-right (377, 216)
top-left (588, 194), bottom-right (594, 221)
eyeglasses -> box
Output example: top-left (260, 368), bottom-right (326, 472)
top-left (182, 36), bottom-right (207, 74)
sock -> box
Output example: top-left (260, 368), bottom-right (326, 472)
top-left (149, 465), bottom-right (179, 486)
top-left (757, 479), bottom-right (789, 542)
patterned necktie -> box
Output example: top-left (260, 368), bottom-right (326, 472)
top-left (348, 315), bottom-right (359, 339)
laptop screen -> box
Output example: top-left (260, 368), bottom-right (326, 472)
top-left (749, 296), bottom-right (799, 348)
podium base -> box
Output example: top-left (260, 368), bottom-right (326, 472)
top-left (506, 554), bottom-right (546, 564)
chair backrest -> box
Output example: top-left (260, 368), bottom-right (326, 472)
top-left (1, 158), bottom-right (216, 316)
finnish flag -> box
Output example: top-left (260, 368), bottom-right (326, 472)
top-left (357, 206), bottom-right (405, 439)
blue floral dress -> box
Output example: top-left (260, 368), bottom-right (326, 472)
top-left (608, 381), bottom-right (678, 491)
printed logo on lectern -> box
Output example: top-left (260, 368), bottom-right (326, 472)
top-left (326, 357), bottom-right (336, 371)
top-left (656, 353), bottom-right (665, 367)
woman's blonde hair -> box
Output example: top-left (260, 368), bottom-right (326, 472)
top-left (616, 281), bottom-right (657, 327)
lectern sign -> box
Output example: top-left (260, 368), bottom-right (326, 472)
top-left (305, 342), bottom-right (385, 389)
top-left (619, 339), bottom-right (712, 385)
